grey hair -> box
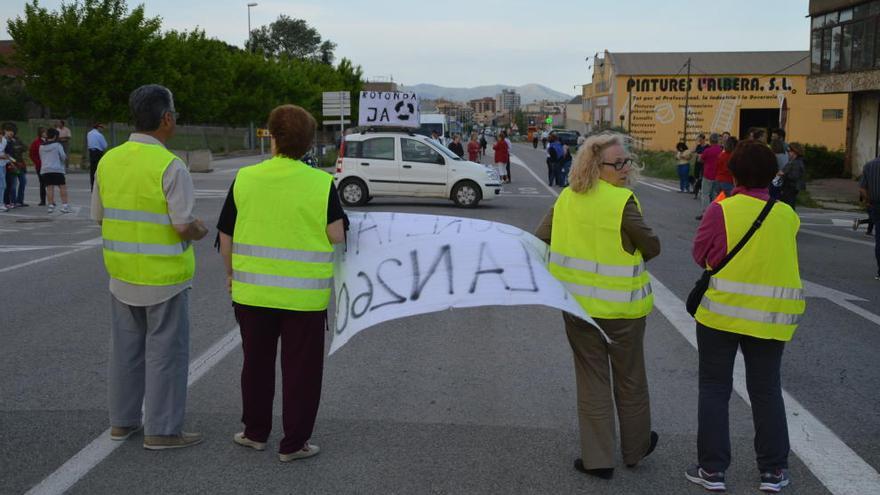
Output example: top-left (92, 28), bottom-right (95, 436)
top-left (129, 84), bottom-right (174, 132)
top-left (709, 132), bottom-right (720, 144)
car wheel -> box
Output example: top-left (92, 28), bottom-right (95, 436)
top-left (339, 178), bottom-right (368, 206)
top-left (452, 180), bottom-right (481, 208)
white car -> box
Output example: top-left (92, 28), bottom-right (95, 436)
top-left (334, 131), bottom-right (501, 207)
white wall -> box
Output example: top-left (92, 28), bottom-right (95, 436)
top-left (851, 92), bottom-right (880, 177)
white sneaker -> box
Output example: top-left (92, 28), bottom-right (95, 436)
top-left (0, 205), bottom-right (7, 212)
top-left (47, 204), bottom-right (55, 213)
top-left (60, 205), bottom-right (71, 214)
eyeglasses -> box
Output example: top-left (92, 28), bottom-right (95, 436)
top-left (601, 158), bottom-right (634, 170)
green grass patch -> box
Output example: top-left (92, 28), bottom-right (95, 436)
top-left (638, 150), bottom-right (680, 180)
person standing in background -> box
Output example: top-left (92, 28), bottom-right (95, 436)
top-left (479, 133), bottom-right (488, 161)
top-left (715, 137), bottom-right (737, 197)
top-left (0, 124), bottom-right (13, 211)
top-left (447, 133), bottom-right (464, 158)
top-left (493, 131), bottom-right (510, 184)
top-left (56, 120), bottom-right (72, 170)
top-left (675, 142), bottom-right (692, 193)
top-left (467, 133), bottom-right (480, 162)
top-left (693, 134), bottom-right (708, 200)
top-left (40, 128), bottom-right (70, 213)
top-left (779, 143), bottom-right (805, 210)
top-left (858, 154), bottom-right (880, 280)
top-left (697, 133), bottom-right (723, 219)
top-left (88, 122), bottom-right (109, 191)
top-left (504, 132), bottom-right (513, 183)
top-left (29, 127), bottom-right (47, 206)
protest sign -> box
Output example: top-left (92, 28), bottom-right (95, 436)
top-left (330, 212), bottom-right (599, 354)
top-left (358, 91), bottom-right (420, 128)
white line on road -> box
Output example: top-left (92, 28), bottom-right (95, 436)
top-left (0, 237), bottom-right (103, 274)
top-left (637, 180), bottom-right (672, 192)
top-left (638, 180), bottom-right (679, 192)
top-left (509, 154), bottom-right (559, 197)
top-left (800, 228), bottom-right (875, 247)
top-left (500, 160), bottom-right (880, 494)
top-left (650, 275), bottom-right (880, 495)
top-left (25, 326), bottom-right (242, 495)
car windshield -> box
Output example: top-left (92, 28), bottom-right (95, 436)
top-left (423, 138), bottom-right (462, 160)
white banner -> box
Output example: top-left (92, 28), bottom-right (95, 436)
top-left (357, 91), bottom-right (420, 128)
top-left (330, 212), bottom-right (598, 354)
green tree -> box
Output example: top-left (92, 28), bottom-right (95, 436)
top-left (7, 0), bottom-right (163, 121)
top-left (247, 15), bottom-right (335, 63)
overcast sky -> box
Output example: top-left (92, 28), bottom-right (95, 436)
top-left (3, 0), bottom-right (811, 95)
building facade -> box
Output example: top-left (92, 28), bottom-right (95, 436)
top-left (583, 50), bottom-right (848, 152)
top-left (807, 0), bottom-right (880, 176)
top-left (496, 89), bottom-right (521, 113)
top-left (469, 97), bottom-right (496, 114)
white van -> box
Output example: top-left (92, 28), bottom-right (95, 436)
top-left (416, 113), bottom-right (448, 144)
top-left (334, 130), bottom-right (501, 207)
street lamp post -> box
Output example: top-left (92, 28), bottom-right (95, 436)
top-left (247, 2), bottom-right (258, 150)
top-left (247, 2), bottom-right (257, 51)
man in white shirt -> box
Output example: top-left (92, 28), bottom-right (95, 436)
top-left (56, 120), bottom-right (72, 170)
top-left (87, 122), bottom-right (109, 190)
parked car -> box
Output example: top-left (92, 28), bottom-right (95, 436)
top-left (335, 131), bottom-right (502, 207)
top-left (553, 130), bottom-right (581, 146)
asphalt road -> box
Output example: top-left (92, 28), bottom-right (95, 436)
top-left (2, 142), bottom-right (878, 494)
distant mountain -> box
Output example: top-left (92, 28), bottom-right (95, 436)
top-left (404, 83), bottom-right (572, 104)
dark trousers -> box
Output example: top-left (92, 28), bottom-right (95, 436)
top-left (37, 172), bottom-right (46, 204)
top-left (89, 149), bottom-right (104, 191)
top-left (780, 188), bottom-right (798, 210)
top-left (234, 303), bottom-right (325, 454)
top-left (506, 160), bottom-right (511, 182)
top-left (696, 323), bottom-right (789, 473)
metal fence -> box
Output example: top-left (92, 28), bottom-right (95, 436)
top-left (8, 119), bottom-right (253, 167)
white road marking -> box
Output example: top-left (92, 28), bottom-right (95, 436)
top-left (506, 154), bottom-right (880, 494)
top-left (800, 228), bottom-right (875, 247)
top-left (509, 154), bottom-right (558, 197)
top-left (804, 279), bottom-right (880, 327)
top-left (650, 275), bottom-right (880, 495)
top-left (24, 326), bottom-right (242, 495)
top-left (0, 245), bottom-right (70, 253)
top-left (0, 237), bottom-right (103, 274)
top-left (637, 180), bottom-right (674, 192)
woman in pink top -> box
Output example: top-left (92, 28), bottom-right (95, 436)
top-left (467, 133), bottom-right (480, 162)
top-left (492, 131), bottom-right (509, 183)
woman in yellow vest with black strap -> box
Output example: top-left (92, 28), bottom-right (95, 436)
top-left (686, 141), bottom-right (804, 493)
top-left (217, 105), bottom-right (346, 462)
top-left (536, 132), bottom-right (660, 479)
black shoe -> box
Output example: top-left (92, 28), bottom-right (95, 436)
top-left (759, 468), bottom-right (791, 492)
top-left (627, 431), bottom-right (659, 467)
top-left (38, 202), bottom-right (46, 206)
top-left (685, 464), bottom-right (726, 491)
top-left (695, 215), bottom-right (703, 220)
top-left (574, 459), bottom-right (613, 479)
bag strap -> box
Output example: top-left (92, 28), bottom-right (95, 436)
top-left (710, 199), bottom-right (777, 275)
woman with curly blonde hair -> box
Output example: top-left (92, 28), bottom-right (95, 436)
top-left (535, 131), bottom-right (660, 479)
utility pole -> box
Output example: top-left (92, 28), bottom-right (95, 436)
top-left (682, 57), bottom-right (691, 146)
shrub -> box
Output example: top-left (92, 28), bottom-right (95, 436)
top-left (637, 150), bottom-right (679, 180)
top-left (803, 144), bottom-right (845, 179)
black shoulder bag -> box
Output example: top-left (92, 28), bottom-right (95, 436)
top-left (686, 199), bottom-right (776, 316)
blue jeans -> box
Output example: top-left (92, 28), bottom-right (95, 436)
top-left (557, 159), bottom-right (571, 186)
top-left (4, 170), bottom-right (18, 205)
top-left (677, 164), bottom-right (690, 191)
top-left (718, 181), bottom-right (733, 196)
top-left (15, 171), bottom-right (26, 204)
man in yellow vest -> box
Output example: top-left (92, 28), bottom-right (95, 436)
top-left (91, 84), bottom-right (208, 450)
top-left (536, 132), bottom-right (660, 479)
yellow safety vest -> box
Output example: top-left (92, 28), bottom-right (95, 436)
top-left (231, 156), bottom-right (334, 311)
top-left (98, 141), bottom-right (195, 285)
top-left (695, 194), bottom-right (804, 341)
top-left (549, 180), bottom-right (653, 319)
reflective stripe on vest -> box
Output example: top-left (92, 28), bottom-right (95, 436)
top-left (695, 194), bottom-right (804, 341)
top-left (549, 252), bottom-right (646, 278)
top-left (98, 141), bottom-right (194, 286)
top-left (709, 278), bottom-right (804, 301)
top-left (104, 239), bottom-right (188, 256)
top-left (233, 242), bottom-right (333, 263)
top-left (233, 270), bottom-right (332, 290)
top-left (700, 297), bottom-right (802, 326)
top-left (230, 156), bottom-right (334, 311)
top-left (562, 281), bottom-right (653, 303)
top-left (103, 207), bottom-right (173, 225)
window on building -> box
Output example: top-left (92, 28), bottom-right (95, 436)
top-left (822, 109), bottom-right (845, 120)
top-left (811, 1), bottom-right (880, 74)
